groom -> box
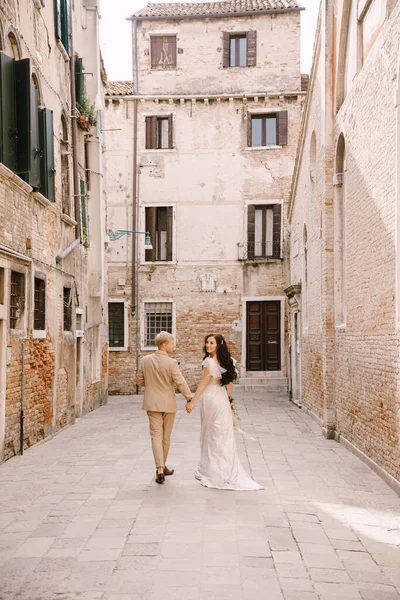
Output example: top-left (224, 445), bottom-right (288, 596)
top-left (136, 331), bottom-right (192, 484)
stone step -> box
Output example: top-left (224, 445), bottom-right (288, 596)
top-left (238, 377), bottom-right (288, 386)
top-left (237, 385), bottom-right (289, 392)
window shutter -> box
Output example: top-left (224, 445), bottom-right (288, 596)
top-left (168, 114), bottom-right (173, 149)
top-left (246, 31), bottom-right (257, 66)
top-left (15, 58), bottom-right (33, 175)
top-left (66, 0), bottom-right (72, 57)
top-left (247, 114), bottom-right (252, 147)
top-left (222, 32), bottom-right (230, 68)
top-left (0, 52), bottom-right (17, 172)
top-left (39, 108), bottom-right (55, 202)
top-left (75, 57), bottom-right (85, 106)
top-left (170, 36), bottom-right (177, 68)
top-left (277, 110), bottom-right (288, 145)
top-left (247, 204), bottom-right (255, 260)
top-left (145, 116), bottom-right (157, 149)
top-left (80, 179), bottom-right (88, 239)
top-left (145, 206), bottom-right (156, 262)
top-left (54, 0), bottom-right (61, 41)
top-left (272, 203), bottom-right (282, 258)
top-left (166, 206), bottom-right (173, 261)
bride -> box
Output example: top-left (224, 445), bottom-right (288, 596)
top-left (186, 334), bottom-right (263, 491)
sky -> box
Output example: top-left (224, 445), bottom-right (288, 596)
top-left (99, 0), bottom-right (320, 82)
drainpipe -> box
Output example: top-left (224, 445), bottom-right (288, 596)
top-left (132, 18), bottom-right (140, 393)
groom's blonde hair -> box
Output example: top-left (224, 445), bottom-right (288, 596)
top-left (155, 331), bottom-right (174, 348)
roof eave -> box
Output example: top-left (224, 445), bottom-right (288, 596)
top-left (128, 7), bottom-right (304, 21)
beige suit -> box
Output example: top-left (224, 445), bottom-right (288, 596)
top-left (136, 350), bottom-right (192, 468)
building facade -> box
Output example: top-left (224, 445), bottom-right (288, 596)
top-left (287, 0), bottom-right (400, 485)
top-left (0, 0), bottom-right (108, 463)
top-left (105, 0), bottom-right (306, 393)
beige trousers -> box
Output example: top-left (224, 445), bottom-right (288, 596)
top-left (147, 411), bottom-right (176, 469)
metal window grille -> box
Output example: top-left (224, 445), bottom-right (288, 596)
top-left (109, 303), bottom-right (125, 348)
top-left (63, 287), bottom-right (72, 331)
top-left (34, 278), bottom-right (46, 330)
top-left (145, 302), bottom-right (172, 347)
top-left (10, 271), bottom-right (25, 329)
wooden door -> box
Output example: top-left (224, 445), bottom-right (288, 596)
top-left (246, 301), bottom-right (281, 371)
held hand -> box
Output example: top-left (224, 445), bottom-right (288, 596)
top-left (186, 398), bottom-right (195, 413)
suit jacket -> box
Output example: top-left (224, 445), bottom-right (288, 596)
top-left (136, 350), bottom-right (192, 413)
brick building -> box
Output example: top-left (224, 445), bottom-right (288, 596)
top-left (0, 0), bottom-right (108, 463)
top-left (287, 0), bottom-right (400, 487)
top-left (105, 0), bottom-right (306, 393)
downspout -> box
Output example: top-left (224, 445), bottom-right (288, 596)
top-left (70, 42), bottom-right (82, 244)
top-left (132, 18), bottom-right (140, 393)
top-left (20, 340), bottom-right (25, 455)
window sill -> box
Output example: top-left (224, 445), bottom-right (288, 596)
top-left (10, 329), bottom-right (26, 336)
top-left (32, 192), bottom-right (52, 207)
top-left (150, 68), bottom-right (178, 72)
top-left (241, 257), bottom-right (283, 263)
top-left (61, 213), bottom-right (78, 227)
top-left (335, 324), bottom-right (347, 332)
top-left (245, 145), bottom-right (283, 151)
top-left (63, 330), bottom-right (75, 336)
top-left (33, 330), bottom-right (46, 339)
top-left (56, 41), bottom-right (69, 62)
top-left (76, 330), bottom-right (84, 338)
top-left (109, 347), bottom-right (128, 352)
top-left (141, 346), bottom-right (157, 351)
top-left (140, 261), bottom-right (177, 267)
top-left (142, 148), bottom-right (176, 153)
top-left (0, 163), bottom-right (32, 194)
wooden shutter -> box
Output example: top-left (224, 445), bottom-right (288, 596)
top-left (145, 116), bottom-right (157, 149)
top-left (222, 32), bottom-right (230, 68)
top-left (66, 0), bottom-right (72, 57)
top-left (26, 85), bottom-right (41, 188)
top-left (246, 31), bottom-right (257, 66)
top-left (272, 204), bottom-right (282, 258)
top-left (247, 114), bottom-right (252, 147)
top-left (277, 110), bottom-right (288, 145)
top-left (170, 36), bottom-right (177, 68)
top-left (145, 206), bottom-right (156, 262)
top-left (75, 57), bottom-right (85, 106)
top-left (168, 114), bottom-right (173, 149)
top-left (151, 37), bottom-right (161, 68)
top-left (166, 206), bottom-right (173, 261)
top-left (39, 108), bottom-right (55, 202)
top-left (247, 204), bottom-right (255, 260)
top-left (15, 58), bottom-right (32, 175)
top-left (54, 0), bottom-right (61, 41)
top-left (0, 52), bottom-right (17, 171)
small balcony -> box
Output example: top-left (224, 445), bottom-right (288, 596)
top-left (237, 241), bottom-right (282, 262)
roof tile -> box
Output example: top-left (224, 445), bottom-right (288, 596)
top-left (105, 81), bottom-right (134, 96)
top-left (133, 0), bottom-right (302, 19)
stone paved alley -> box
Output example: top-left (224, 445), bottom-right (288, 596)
top-left (0, 392), bottom-right (400, 600)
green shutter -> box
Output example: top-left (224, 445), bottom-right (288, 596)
top-left (66, 0), bottom-right (72, 57)
top-left (0, 52), bottom-right (17, 171)
top-left (60, 0), bottom-right (72, 56)
top-left (54, 0), bottom-right (61, 41)
top-left (15, 58), bottom-right (31, 174)
top-left (80, 179), bottom-right (88, 240)
top-left (39, 108), bottom-right (55, 202)
top-left (26, 85), bottom-right (41, 188)
top-left (75, 57), bottom-right (85, 106)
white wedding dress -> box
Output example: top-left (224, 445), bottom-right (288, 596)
top-left (194, 357), bottom-right (263, 491)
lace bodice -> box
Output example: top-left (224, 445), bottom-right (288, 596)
top-left (202, 357), bottom-right (226, 380)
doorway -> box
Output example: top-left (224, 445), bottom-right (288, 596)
top-left (246, 300), bottom-right (281, 371)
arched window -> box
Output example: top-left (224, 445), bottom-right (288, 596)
top-left (303, 224), bottom-right (308, 330)
top-left (310, 131), bottom-right (316, 182)
top-left (31, 72), bottom-right (43, 107)
top-left (60, 115), bottom-right (71, 215)
top-left (6, 29), bottom-right (21, 60)
top-left (334, 134), bottom-right (346, 326)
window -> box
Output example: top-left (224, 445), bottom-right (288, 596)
top-left (7, 31), bottom-right (20, 60)
top-left (10, 271), bottom-right (25, 329)
top-left (145, 206), bottom-right (173, 262)
top-left (63, 287), bottom-right (72, 331)
top-left (34, 277), bottom-right (46, 330)
top-left (151, 36), bottom-right (177, 69)
top-left (248, 112), bottom-right (288, 147)
top-left (145, 115), bottom-right (173, 150)
top-left (61, 115), bottom-right (70, 214)
top-left (144, 302), bottom-right (173, 347)
top-left (247, 204), bottom-right (281, 259)
top-left (223, 31), bottom-right (256, 68)
top-left (0, 53), bottom-right (55, 199)
top-left (109, 302), bottom-right (125, 348)
top-left (55, 0), bottom-right (72, 57)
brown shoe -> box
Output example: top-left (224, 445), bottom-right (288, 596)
top-left (155, 471), bottom-right (165, 484)
top-left (164, 466), bottom-right (174, 476)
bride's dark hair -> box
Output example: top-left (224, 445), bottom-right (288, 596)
top-left (203, 334), bottom-right (237, 387)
